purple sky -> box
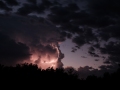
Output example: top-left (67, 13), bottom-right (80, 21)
top-left (60, 39), bottom-right (105, 69)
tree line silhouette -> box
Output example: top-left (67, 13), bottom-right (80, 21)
top-left (0, 63), bottom-right (119, 88)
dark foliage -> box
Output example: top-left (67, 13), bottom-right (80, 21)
top-left (0, 63), bottom-right (119, 89)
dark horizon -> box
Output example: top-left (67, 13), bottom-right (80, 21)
top-left (0, 62), bottom-right (120, 89)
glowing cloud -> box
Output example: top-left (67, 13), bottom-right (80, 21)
top-left (0, 14), bottom-right (64, 69)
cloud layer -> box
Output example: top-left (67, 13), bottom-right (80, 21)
top-left (0, 0), bottom-right (120, 73)
top-left (0, 14), bottom-right (64, 69)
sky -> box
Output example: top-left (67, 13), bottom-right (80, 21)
top-left (0, 0), bottom-right (120, 78)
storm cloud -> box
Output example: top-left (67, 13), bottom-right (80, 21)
top-left (0, 14), bottom-right (64, 69)
top-left (0, 0), bottom-right (120, 75)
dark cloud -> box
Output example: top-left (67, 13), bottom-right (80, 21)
top-left (60, 23), bottom-right (82, 34)
top-left (95, 59), bottom-right (99, 61)
top-left (60, 31), bottom-right (72, 39)
top-left (75, 46), bottom-right (80, 49)
top-left (78, 66), bottom-right (93, 70)
top-left (100, 42), bottom-right (120, 63)
top-left (81, 56), bottom-right (87, 58)
top-left (0, 33), bottom-right (31, 66)
top-left (66, 33), bottom-right (72, 39)
top-left (27, 0), bottom-right (37, 5)
top-left (87, 0), bottom-right (120, 17)
top-left (99, 25), bottom-right (120, 40)
top-left (44, 0), bottom-right (120, 69)
top-left (47, 2), bottom-right (79, 25)
top-left (0, 14), bottom-right (64, 69)
top-left (77, 65), bottom-right (119, 79)
top-left (48, 6), bottom-right (71, 24)
top-left (16, 0), bottom-right (53, 16)
top-left (103, 60), bottom-right (111, 64)
top-left (64, 66), bottom-right (77, 75)
top-left (72, 27), bottom-right (97, 49)
top-left (89, 52), bottom-right (99, 57)
top-left (0, 1), bottom-right (12, 11)
top-left (99, 65), bottom-right (114, 70)
top-left (5, 0), bottom-right (19, 6)
top-left (71, 47), bottom-right (77, 52)
top-left (90, 41), bottom-right (120, 66)
top-left (72, 36), bottom-right (86, 47)
top-left (93, 43), bottom-right (100, 49)
top-left (41, 0), bottom-right (53, 8)
top-left (46, 0), bottom-right (119, 42)
top-left (36, 3), bottom-right (46, 14)
top-left (16, 3), bottom-right (38, 16)
top-left (77, 66), bottom-right (97, 79)
top-left (67, 3), bottom-right (79, 11)
top-left (89, 46), bottom-right (95, 52)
